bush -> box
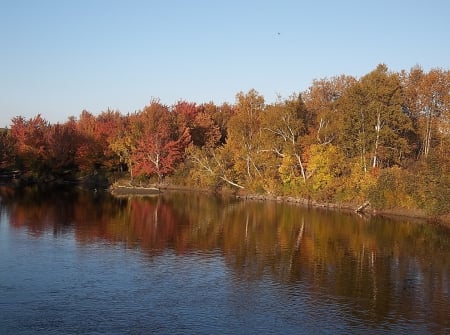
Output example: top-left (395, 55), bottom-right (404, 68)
top-left (367, 166), bottom-right (415, 210)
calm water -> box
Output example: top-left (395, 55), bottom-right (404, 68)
top-left (0, 186), bottom-right (449, 334)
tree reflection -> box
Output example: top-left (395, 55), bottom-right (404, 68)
top-left (1, 186), bottom-right (449, 328)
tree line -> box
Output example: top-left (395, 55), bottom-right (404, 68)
top-left (1, 64), bottom-right (449, 216)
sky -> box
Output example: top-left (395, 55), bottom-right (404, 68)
top-left (1, 0), bottom-right (449, 127)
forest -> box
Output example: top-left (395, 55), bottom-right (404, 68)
top-left (1, 64), bottom-right (449, 217)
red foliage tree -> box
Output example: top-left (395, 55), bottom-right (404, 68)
top-left (10, 114), bottom-right (49, 174)
top-left (75, 110), bottom-right (123, 174)
top-left (44, 119), bottom-right (79, 173)
top-left (132, 101), bottom-right (191, 182)
top-left (173, 100), bottom-right (198, 129)
top-left (75, 111), bottom-right (103, 174)
top-left (0, 128), bottom-right (17, 171)
top-left (95, 109), bottom-right (123, 170)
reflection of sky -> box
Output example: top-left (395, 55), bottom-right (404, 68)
top-left (0, 212), bottom-right (13, 267)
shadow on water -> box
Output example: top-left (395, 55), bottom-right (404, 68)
top-left (0, 185), bottom-right (449, 333)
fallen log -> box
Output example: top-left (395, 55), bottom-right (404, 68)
top-left (355, 201), bottom-right (370, 213)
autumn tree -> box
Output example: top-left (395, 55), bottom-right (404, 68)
top-left (191, 109), bottom-right (222, 148)
top-left (186, 92), bottom-right (264, 191)
top-left (75, 110), bottom-right (104, 174)
top-left (409, 150), bottom-right (450, 215)
top-left (401, 66), bottom-right (450, 158)
top-left (206, 102), bottom-right (235, 145)
top-left (132, 101), bottom-right (191, 182)
top-left (307, 144), bottom-right (347, 201)
top-left (0, 128), bottom-right (16, 172)
top-left (340, 64), bottom-right (413, 172)
top-left (109, 113), bottom-right (139, 181)
top-left (10, 114), bottom-right (50, 175)
top-left (95, 109), bottom-right (123, 171)
top-left (8, 115), bottom-right (81, 179)
top-left (261, 94), bottom-right (309, 186)
top-left (172, 100), bottom-right (198, 129)
top-left (225, 89), bottom-right (266, 188)
top-left (184, 102), bottom-right (241, 189)
top-left (303, 75), bottom-right (356, 145)
top-left (400, 67), bottom-right (450, 214)
top-left (44, 119), bottom-right (79, 175)
top-left (186, 144), bottom-right (244, 189)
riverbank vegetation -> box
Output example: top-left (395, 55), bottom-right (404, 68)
top-left (1, 64), bottom-right (449, 218)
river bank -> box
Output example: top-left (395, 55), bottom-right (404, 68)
top-left (108, 183), bottom-right (450, 229)
top-left (2, 175), bottom-right (446, 227)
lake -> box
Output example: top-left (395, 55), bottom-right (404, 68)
top-left (0, 186), bottom-right (449, 334)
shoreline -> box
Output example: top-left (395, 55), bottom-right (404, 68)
top-left (108, 184), bottom-right (450, 228)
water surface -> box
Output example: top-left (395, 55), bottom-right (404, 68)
top-left (0, 186), bottom-right (449, 334)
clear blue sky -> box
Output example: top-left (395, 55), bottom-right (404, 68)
top-left (1, 0), bottom-right (449, 127)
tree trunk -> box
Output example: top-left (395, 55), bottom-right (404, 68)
top-left (360, 110), bottom-right (367, 174)
top-left (294, 153), bottom-right (306, 182)
top-left (423, 111), bottom-right (432, 157)
top-left (372, 111), bottom-right (381, 168)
